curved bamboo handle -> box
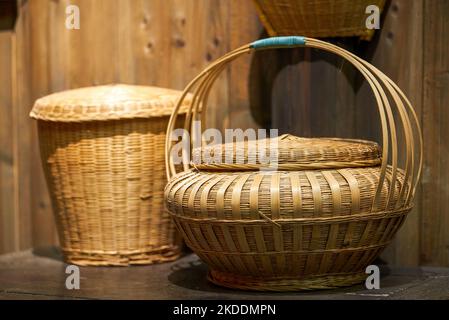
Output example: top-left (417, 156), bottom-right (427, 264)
top-left (165, 37), bottom-right (423, 212)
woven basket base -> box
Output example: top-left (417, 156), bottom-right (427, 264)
top-left (208, 269), bottom-right (367, 292)
top-left (62, 246), bottom-right (182, 267)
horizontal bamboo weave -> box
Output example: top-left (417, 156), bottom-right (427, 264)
top-left (253, 0), bottom-right (386, 40)
top-left (31, 85), bottom-right (189, 266)
top-left (164, 37), bottom-right (422, 290)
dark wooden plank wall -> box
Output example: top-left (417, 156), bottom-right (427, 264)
top-left (0, 30), bottom-right (17, 253)
top-left (421, 0), bottom-right (449, 267)
top-left (0, 0), bottom-right (447, 267)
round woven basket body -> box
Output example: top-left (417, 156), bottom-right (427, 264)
top-left (31, 84), bottom-right (190, 266)
top-left (164, 37), bottom-right (422, 290)
top-left (253, 0), bottom-right (386, 40)
top-left (166, 137), bottom-right (409, 291)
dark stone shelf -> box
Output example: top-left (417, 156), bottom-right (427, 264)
top-left (0, 247), bottom-right (448, 300)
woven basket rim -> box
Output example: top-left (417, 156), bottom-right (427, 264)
top-left (192, 134), bottom-right (382, 171)
top-left (30, 84), bottom-right (192, 122)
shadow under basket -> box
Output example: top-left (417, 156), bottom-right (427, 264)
top-left (30, 84), bottom-right (191, 266)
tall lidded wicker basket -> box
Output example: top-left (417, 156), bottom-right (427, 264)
top-left (30, 84), bottom-right (190, 266)
top-left (164, 37), bottom-right (422, 291)
top-left (253, 0), bottom-right (386, 40)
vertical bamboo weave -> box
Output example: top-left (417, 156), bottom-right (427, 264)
top-left (164, 37), bottom-right (422, 291)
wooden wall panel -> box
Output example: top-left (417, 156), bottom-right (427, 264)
top-left (12, 0), bottom-right (33, 251)
top-left (421, 0), bottom-right (449, 266)
top-left (28, 0), bottom-right (57, 248)
top-left (0, 31), bottom-right (17, 253)
top-left (227, 1), bottom-right (262, 131)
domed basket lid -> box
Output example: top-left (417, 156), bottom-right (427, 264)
top-left (30, 84), bottom-right (191, 122)
top-left (192, 134), bottom-right (382, 171)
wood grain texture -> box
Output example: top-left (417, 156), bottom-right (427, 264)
top-left (13, 0), bottom-right (33, 251)
top-left (28, 0), bottom-right (56, 249)
top-left (0, 31), bottom-right (17, 253)
top-left (421, 0), bottom-right (449, 266)
top-left (226, 0), bottom-right (262, 131)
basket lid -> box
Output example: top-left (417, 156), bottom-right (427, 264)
top-left (30, 84), bottom-right (191, 122)
top-left (192, 134), bottom-right (382, 171)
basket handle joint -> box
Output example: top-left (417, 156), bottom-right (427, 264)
top-left (250, 36), bottom-right (306, 50)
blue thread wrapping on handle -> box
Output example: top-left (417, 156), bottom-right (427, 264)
top-left (250, 36), bottom-right (306, 49)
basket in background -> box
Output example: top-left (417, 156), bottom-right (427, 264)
top-left (253, 0), bottom-right (386, 40)
top-left (30, 84), bottom-right (190, 266)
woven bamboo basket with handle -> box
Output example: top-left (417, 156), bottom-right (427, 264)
top-left (253, 0), bottom-right (386, 40)
top-left (164, 37), bottom-right (422, 291)
top-left (30, 84), bottom-right (191, 266)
